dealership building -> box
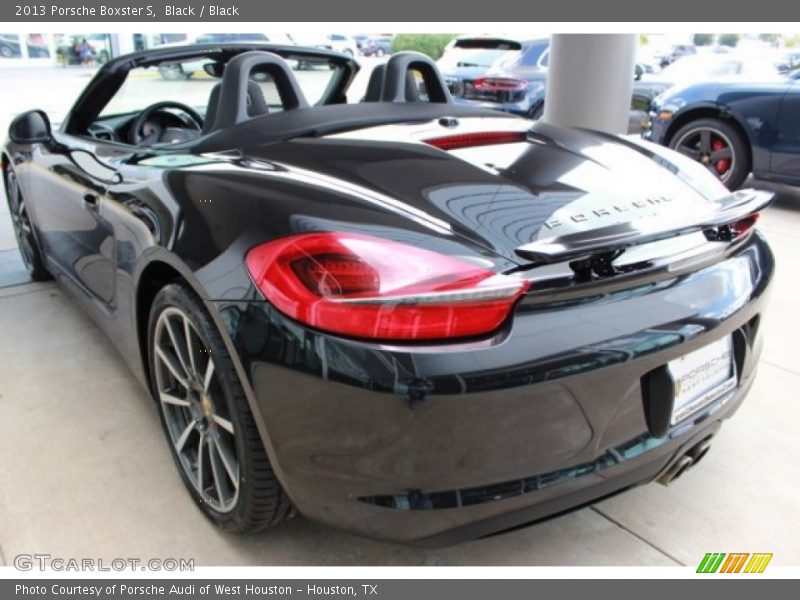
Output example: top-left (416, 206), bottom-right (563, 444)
top-left (0, 32), bottom-right (185, 65)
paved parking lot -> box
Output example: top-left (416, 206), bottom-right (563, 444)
top-left (0, 66), bottom-right (799, 567)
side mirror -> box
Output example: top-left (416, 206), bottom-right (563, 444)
top-left (9, 110), bottom-right (53, 145)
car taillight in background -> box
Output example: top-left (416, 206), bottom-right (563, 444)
top-left (472, 77), bottom-right (529, 92)
top-left (245, 233), bottom-right (528, 341)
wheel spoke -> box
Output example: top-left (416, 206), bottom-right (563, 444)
top-left (212, 436), bottom-right (239, 488)
top-left (175, 418), bottom-right (197, 453)
top-left (164, 317), bottom-right (192, 380)
top-left (710, 147), bottom-right (732, 161)
top-left (183, 316), bottom-right (198, 378)
top-left (699, 130), bottom-right (711, 153)
top-left (155, 345), bottom-right (189, 389)
top-left (209, 441), bottom-right (227, 505)
top-left (213, 414), bottom-right (234, 435)
top-left (196, 432), bottom-right (206, 491)
top-left (159, 391), bottom-right (191, 407)
top-left (203, 358), bottom-right (215, 394)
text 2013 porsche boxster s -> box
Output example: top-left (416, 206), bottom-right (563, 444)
top-left (3, 43), bottom-right (774, 545)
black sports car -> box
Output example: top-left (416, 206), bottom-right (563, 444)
top-left (647, 74), bottom-right (800, 190)
top-left (4, 43), bottom-right (774, 545)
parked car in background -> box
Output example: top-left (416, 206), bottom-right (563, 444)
top-left (157, 33), bottom-right (276, 79)
top-left (353, 34), bottom-right (369, 54)
top-left (289, 34), bottom-right (358, 57)
top-left (439, 35), bottom-right (656, 133)
top-left (634, 52), bottom-right (783, 122)
top-left (659, 43), bottom-right (696, 67)
top-left (438, 36), bottom-right (549, 119)
top-left (0, 34), bottom-right (22, 58)
top-left (362, 35), bottom-right (392, 57)
top-left (776, 51), bottom-right (800, 74)
top-left (195, 33), bottom-right (270, 44)
top-left (647, 73), bottom-right (800, 189)
top-left (0, 34), bottom-right (51, 59)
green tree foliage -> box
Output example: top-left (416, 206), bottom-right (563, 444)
top-left (693, 33), bottom-right (714, 46)
top-left (390, 34), bottom-right (458, 60)
top-left (718, 33), bottom-right (741, 47)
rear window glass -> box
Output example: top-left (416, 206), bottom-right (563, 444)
top-left (453, 38), bottom-right (522, 51)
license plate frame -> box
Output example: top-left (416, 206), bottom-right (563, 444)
top-left (668, 336), bottom-right (737, 426)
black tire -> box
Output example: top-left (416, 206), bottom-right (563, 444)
top-left (528, 102), bottom-right (544, 120)
top-left (376, 48), bottom-right (386, 57)
top-left (4, 166), bottom-right (51, 281)
top-left (147, 283), bottom-right (291, 533)
top-left (668, 117), bottom-right (750, 190)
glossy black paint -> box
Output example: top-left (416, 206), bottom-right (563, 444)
top-left (648, 78), bottom-right (800, 185)
top-left (2, 44), bottom-right (775, 544)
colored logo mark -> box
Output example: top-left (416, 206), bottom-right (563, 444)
top-left (697, 552), bottom-right (773, 573)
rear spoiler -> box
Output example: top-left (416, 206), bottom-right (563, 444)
top-left (515, 189), bottom-right (773, 264)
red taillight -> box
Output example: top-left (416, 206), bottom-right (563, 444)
top-left (473, 77), bottom-right (529, 92)
top-left (245, 233), bottom-right (529, 341)
top-left (424, 130), bottom-right (528, 151)
top-left (731, 213), bottom-right (759, 237)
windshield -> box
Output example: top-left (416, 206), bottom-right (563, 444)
top-left (99, 54), bottom-right (341, 117)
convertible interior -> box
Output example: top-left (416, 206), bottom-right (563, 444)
top-left (68, 43), bottom-right (496, 152)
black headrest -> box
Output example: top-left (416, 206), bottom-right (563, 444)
top-left (363, 64), bottom-right (386, 102)
top-left (208, 51), bottom-right (309, 132)
top-left (381, 52), bottom-right (452, 104)
top-left (203, 81), bottom-right (270, 134)
top-left (362, 64), bottom-right (421, 103)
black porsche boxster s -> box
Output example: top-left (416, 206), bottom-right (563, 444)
top-left (3, 43), bottom-right (774, 545)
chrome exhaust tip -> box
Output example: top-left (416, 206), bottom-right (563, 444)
top-left (657, 454), bottom-right (694, 486)
top-left (657, 435), bottom-right (715, 486)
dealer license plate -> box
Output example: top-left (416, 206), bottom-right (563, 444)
top-left (668, 336), bottom-right (736, 425)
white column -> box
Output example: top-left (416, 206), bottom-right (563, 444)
top-left (543, 34), bottom-right (637, 135)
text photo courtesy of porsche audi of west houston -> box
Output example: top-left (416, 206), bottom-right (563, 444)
top-left (0, 0), bottom-right (798, 594)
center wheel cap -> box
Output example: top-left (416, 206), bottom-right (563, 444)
top-left (200, 393), bottom-right (214, 419)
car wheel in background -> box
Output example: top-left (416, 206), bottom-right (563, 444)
top-left (148, 283), bottom-right (292, 533)
top-left (669, 118), bottom-right (750, 190)
top-left (4, 166), bottom-right (51, 281)
top-left (376, 48), bottom-right (386, 57)
top-left (528, 103), bottom-right (544, 120)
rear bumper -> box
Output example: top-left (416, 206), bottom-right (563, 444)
top-left (212, 232), bottom-right (773, 544)
top-left (452, 96), bottom-right (538, 117)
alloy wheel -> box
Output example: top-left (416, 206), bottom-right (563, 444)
top-left (153, 306), bottom-right (240, 513)
top-left (7, 171), bottom-right (38, 270)
top-left (673, 127), bottom-right (735, 182)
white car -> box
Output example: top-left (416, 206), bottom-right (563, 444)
top-left (290, 34), bottom-right (358, 57)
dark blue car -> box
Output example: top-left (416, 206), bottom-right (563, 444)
top-left (647, 73), bottom-right (800, 190)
